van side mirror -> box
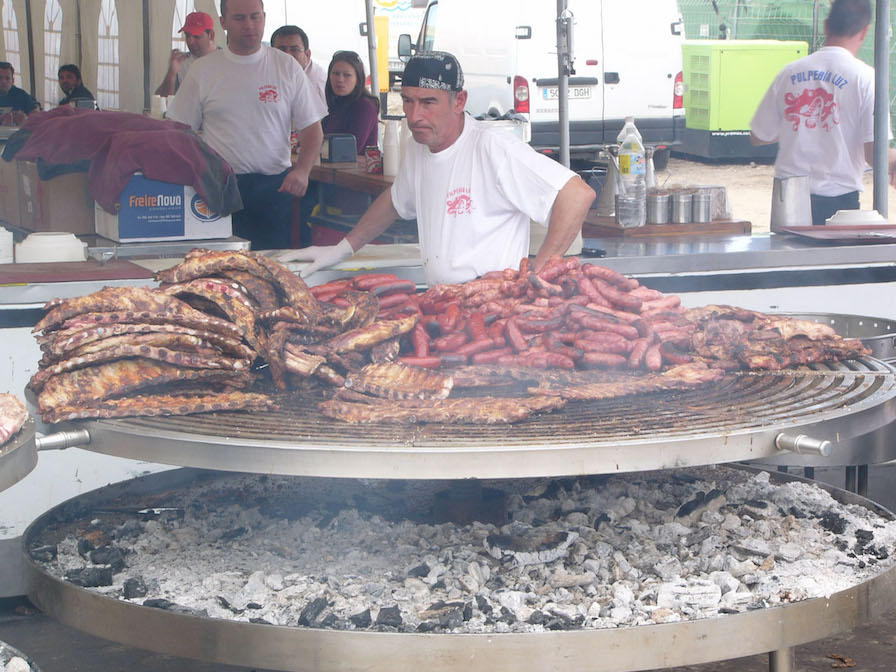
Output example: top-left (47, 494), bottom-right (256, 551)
top-left (515, 26), bottom-right (532, 40)
top-left (398, 33), bottom-right (413, 62)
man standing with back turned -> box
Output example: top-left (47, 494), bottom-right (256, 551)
top-left (751, 0), bottom-right (896, 226)
top-left (167, 0), bottom-right (326, 250)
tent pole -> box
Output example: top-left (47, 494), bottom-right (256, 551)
top-left (24, 0), bottom-right (35, 96)
top-left (872, 0), bottom-right (890, 217)
top-left (143, 0), bottom-right (151, 113)
top-left (556, 0), bottom-right (571, 168)
top-left (364, 0), bottom-right (379, 102)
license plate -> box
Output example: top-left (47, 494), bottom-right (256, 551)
top-left (541, 86), bottom-right (592, 100)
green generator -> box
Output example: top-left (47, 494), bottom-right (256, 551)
top-left (681, 40), bottom-right (807, 159)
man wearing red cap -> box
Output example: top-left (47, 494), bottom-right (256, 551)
top-left (155, 11), bottom-right (218, 97)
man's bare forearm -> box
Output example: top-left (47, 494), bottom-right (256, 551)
top-left (533, 176), bottom-right (595, 271)
top-left (155, 71), bottom-right (177, 97)
top-left (293, 122), bottom-right (323, 176)
top-left (345, 188), bottom-right (400, 253)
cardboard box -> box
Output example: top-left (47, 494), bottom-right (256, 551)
top-left (95, 173), bottom-right (232, 242)
top-left (17, 161), bottom-right (95, 235)
top-left (0, 158), bottom-right (19, 227)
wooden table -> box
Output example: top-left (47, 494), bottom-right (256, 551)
top-left (309, 160), bottom-right (394, 196)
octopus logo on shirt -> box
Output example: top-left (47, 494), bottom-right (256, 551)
top-left (258, 85), bottom-right (279, 104)
top-left (446, 188), bottom-right (473, 216)
top-left (784, 87), bottom-right (839, 131)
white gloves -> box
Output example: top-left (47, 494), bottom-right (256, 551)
top-left (277, 238), bottom-right (355, 279)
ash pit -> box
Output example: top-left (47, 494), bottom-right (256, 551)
top-left (27, 467), bottom-right (896, 633)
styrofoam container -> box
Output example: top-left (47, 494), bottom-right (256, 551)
top-left (15, 232), bottom-right (87, 263)
top-left (826, 209), bottom-right (888, 226)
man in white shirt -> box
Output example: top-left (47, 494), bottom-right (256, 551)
top-left (750, 0), bottom-right (896, 225)
top-left (155, 11), bottom-right (218, 97)
top-left (167, 0), bottom-right (326, 250)
top-left (281, 51), bottom-right (595, 284)
top-left (271, 25), bottom-right (327, 107)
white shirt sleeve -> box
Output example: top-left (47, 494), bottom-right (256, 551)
top-left (289, 62), bottom-right (327, 132)
top-left (750, 75), bottom-right (782, 143)
top-left (390, 144), bottom-right (419, 220)
top-left (166, 65), bottom-right (202, 131)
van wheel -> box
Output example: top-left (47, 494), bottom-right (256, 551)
top-left (653, 147), bottom-right (671, 171)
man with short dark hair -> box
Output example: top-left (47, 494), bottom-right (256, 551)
top-left (0, 62), bottom-right (39, 122)
top-left (282, 51), bottom-right (595, 283)
top-left (58, 64), bottom-right (95, 106)
top-left (167, 0), bottom-right (326, 250)
top-left (271, 24), bottom-right (326, 105)
top-left (155, 11), bottom-right (219, 97)
top-left (751, 0), bottom-right (896, 225)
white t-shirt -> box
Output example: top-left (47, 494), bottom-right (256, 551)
top-left (391, 116), bottom-right (576, 286)
top-left (174, 47), bottom-right (222, 94)
top-left (305, 59), bottom-right (328, 107)
top-left (167, 45), bottom-right (327, 175)
top-left (751, 46), bottom-right (884, 196)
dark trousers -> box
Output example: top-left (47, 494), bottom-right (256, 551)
top-left (810, 191), bottom-right (860, 226)
top-left (233, 170), bottom-right (292, 250)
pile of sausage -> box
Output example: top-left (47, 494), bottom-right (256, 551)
top-left (309, 257), bottom-right (694, 373)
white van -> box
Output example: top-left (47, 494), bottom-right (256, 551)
top-left (400, 0), bottom-right (685, 168)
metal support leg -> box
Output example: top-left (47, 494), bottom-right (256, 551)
top-left (845, 466), bottom-right (858, 493)
top-left (803, 466), bottom-right (815, 480)
top-left (769, 647), bottom-right (794, 672)
top-left (858, 464), bottom-right (869, 498)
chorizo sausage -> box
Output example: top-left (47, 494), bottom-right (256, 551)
top-left (582, 264), bottom-right (639, 291)
top-left (352, 273), bottom-right (400, 291)
top-left (644, 344), bottom-right (663, 372)
top-left (581, 352), bottom-right (628, 369)
top-left (592, 278), bottom-right (643, 312)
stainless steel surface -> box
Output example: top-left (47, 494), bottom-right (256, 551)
top-left (596, 145), bottom-right (618, 216)
top-left (0, 639), bottom-right (43, 672)
top-left (34, 429), bottom-right (90, 452)
top-left (692, 192), bottom-right (712, 223)
top-left (53, 358), bottom-right (896, 480)
top-left (671, 191), bottom-right (692, 224)
top-left (775, 433), bottom-right (832, 457)
top-left (23, 466), bottom-right (896, 672)
top-left (769, 648), bottom-right (794, 672)
top-left (771, 176), bottom-right (812, 230)
top-left (84, 235), bottom-right (249, 261)
top-left (0, 417), bottom-right (36, 492)
top-left (646, 191), bottom-right (670, 224)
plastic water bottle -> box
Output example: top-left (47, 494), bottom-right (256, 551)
top-left (617, 116), bottom-right (642, 145)
top-left (382, 120), bottom-right (400, 177)
top-left (616, 118), bottom-right (646, 228)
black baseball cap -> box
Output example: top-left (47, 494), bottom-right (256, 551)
top-left (402, 51), bottom-right (464, 92)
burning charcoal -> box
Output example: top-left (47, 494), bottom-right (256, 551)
top-left (112, 519), bottom-right (144, 540)
top-left (416, 621), bottom-right (438, 632)
top-left (438, 607), bottom-right (464, 629)
top-left (65, 566), bottom-right (113, 587)
top-left (77, 538), bottom-right (95, 558)
top-left (463, 602), bottom-right (472, 621)
top-left (498, 606), bottom-right (517, 624)
top-left (407, 563), bottom-right (429, 578)
top-left (527, 610), bottom-right (545, 624)
top-left (349, 609), bottom-right (372, 628)
top-left (122, 577), bottom-right (148, 599)
top-left (819, 511), bottom-right (848, 534)
top-left (475, 595), bottom-right (492, 614)
top-left (219, 526), bottom-right (247, 542)
top-left (246, 602), bottom-right (263, 610)
top-left (30, 545), bottom-right (57, 562)
top-left (788, 506), bottom-right (807, 519)
top-left (375, 605), bottom-right (403, 627)
top-left (216, 595), bottom-right (243, 614)
top-left (677, 489), bottom-right (726, 521)
top-left (298, 597), bottom-right (329, 626)
top-left (319, 613), bottom-right (339, 628)
top-left (143, 598), bottom-right (175, 610)
top-left (90, 545), bottom-right (126, 571)
top-left (249, 617), bottom-right (272, 625)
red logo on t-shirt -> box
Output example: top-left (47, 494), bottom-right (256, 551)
top-left (784, 87), bottom-right (839, 131)
top-left (446, 193), bottom-right (473, 216)
top-left (259, 85), bottom-right (279, 103)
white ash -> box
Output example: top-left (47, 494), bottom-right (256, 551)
top-left (33, 467), bottom-right (896, 634)
top-left (0, 642), bottom-right (34, 672)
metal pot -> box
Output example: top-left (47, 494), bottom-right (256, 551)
top-left (770, 176), bottom-right (812, 230)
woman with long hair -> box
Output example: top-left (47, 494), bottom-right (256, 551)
top-left (323, 51), bottom-right (380, 154)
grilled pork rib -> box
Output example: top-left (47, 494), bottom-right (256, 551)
top-left (0, 394), bottom-right (28, 446)
top-left (318, 395), bottom-right (566, 424)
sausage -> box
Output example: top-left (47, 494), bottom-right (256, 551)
top-left (660, 341), bottom-right (693, 365)
top-left (629, 286), bottom-right (665, 301)
top-left (641, 295), bottom-right (682, 312)
top-left (472, 347), bottom-right (514, 364)
top-left (592, 278), bottom-right (643, 312)
top-left (516, 314), bottom-right (566, 334)
top-left (518, 257), bottom-right (532, 276)
top-left (574, 337), bottom-right (634, 356)
top-left (412, 323), bottom-right (430, 357)
top-left (633, 319), bottom-right (657, 343)
top-left (465, 312), bottom-right (488, 341)
top-left (581, 352), bottom-right (628, 369)
top-left (329, 297), bottom-right (350, 307)
top-left (462, 278), bottom-right (503, 298)
top-left (575, 275), bottom-right (611, 307)
top-left (352, 273), bottom-right (400, 291)
top-left (371, 280), bottom-right (417, 297)
top-left (537, 256), bottom-right (580, 282)
top-left (644, 344), bottom-right (663, 372)
top-left (439, 352), bottom-right (468, 367)
top-left (377, 292), bottom-right (411, 309)
top-left (628, 337), bottom-right (650, 369)
top-left (442, 302), bottom-right (462, 331)
top-left (480, 270), bottom-right (506, 281)
top-left (456, 338), bottom-right (497, 357)
top-left (582, 264), bottom-right (639, 291)
top-left (579, 303), bottom-right (641, 324)
top-left (398, 355), bottom-right (442, 369)
top-left (505, 317), bottom-right (530, 352)
top-left (488, 319), bottom-right (507, 341)
top-left (433, 332), bottom-right (469, 352)
top-left (528, 273), bottom-right (564, 297)
top-left (311, 279), bottom-right (352, 296)
top-left (574, 315), bottom-right (640, 341)
top-left (545, 332), bottom-right (584, 361)
top-left (503, 267), bottom-right (519, 281)
top-left (498, 352), bottom-right (575, 370)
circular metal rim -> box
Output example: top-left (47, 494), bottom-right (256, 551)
top-left (771, 312), bottom-right (896, 361)
top-left (0, 638), bottom-right (44, 672)
top-left (0, 417), bottom-right (37, 493)
top-left (23, 467), bottom-right (896, 672)
top-left (56, 358), bottom-right (896, 480)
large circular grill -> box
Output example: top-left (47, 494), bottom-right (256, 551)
top-left (23, 466), bottom-right (896, 672)
top-left (0, 417), bottom-right (36, 492)
top-left (57, 357), bottom-right (896, 479)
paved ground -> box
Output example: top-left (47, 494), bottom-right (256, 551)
top-left (1, 464), bottom-right (895, 671)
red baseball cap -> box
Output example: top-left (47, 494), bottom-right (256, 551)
top-left (180, 12), bottom-right (214, 36)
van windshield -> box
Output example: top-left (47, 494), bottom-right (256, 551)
top-left (421, 2), bottom-right (438, 52)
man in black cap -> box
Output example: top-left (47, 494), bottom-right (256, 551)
top-left (281, 51), bottom-right (595, 285)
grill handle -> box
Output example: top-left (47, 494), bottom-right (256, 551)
top-left (35, 429), bottom-right (91, 452)
top-left (775, 432), bottom-right (832, 457)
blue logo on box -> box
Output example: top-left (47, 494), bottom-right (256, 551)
top-left (118, 175), bottom-right (185, 239)
top-left (190, 194), bottom-right (221, 222)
